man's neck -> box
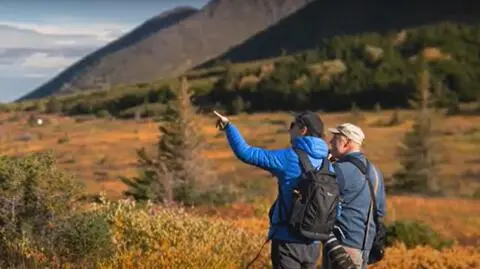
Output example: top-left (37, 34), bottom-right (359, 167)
top-left (338, 149), bottom-right (362, 159)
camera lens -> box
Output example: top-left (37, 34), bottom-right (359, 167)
top-left (324, 233), bottom-right (357, 269)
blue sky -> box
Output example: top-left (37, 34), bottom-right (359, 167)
top-left (0, 0), bottom-right (208, 103)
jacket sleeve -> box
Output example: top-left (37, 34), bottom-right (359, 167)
top-left (224, 123), bottom-right (288, 173)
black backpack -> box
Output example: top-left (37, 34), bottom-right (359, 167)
top-left (275, 147), bottom-right (340, 241)
top-left (339, 155), bottom-right (387, 264)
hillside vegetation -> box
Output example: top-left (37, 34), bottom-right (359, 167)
top-left (7, 21), bottom-right (480, 118)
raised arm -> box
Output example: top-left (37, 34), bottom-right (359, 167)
top-left (224, 123), bottom-right (288, 173)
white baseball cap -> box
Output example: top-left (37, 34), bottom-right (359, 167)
top-left (328, 123), bottom-right (365, 145)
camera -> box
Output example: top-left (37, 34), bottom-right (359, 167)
top-left (324, 232), bottom-right (357, 269)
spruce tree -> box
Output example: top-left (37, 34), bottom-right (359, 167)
top-left (392, 64), bottom-right (443, 195)
top-left (121, 77), bottom-right (214, 205)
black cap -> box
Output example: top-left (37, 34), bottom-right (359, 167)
top-left (293, 111), bottom-right (325, 138)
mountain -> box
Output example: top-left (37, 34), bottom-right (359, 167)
top-left (19, 0), bottom-right (314, 100)
top-left (200, 0), bottom-right (480, 66)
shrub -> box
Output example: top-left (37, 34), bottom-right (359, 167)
top-left (0, 103), bottom-right (11, 112)
top-left (119, 103), bottom-right (167, 119)
top-left (0, 151), bottom-right (84, 267)
top-left (472, 188), bottom-right (480, 199)
top-left (45, 96), bottom-right (63, 113)
top-left (96, 109), bottom-right (112, 118)
top-left (57, 135), bottom-right (70, 144)
top-left (386, 109), bottom-right (402, 126)
top-left (386, 220), bottom-right (454, 250)
top-left (53, 210), bottom-right (114, 264)
top-left (195, 184), bottom-right (239, 206)
top-left (96, 199), bottom-right (268, 269)
top-left (228, 96), bottom-right (246, 115)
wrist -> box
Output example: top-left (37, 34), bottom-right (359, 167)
top-left (222, 121), bottom-right (230, 130)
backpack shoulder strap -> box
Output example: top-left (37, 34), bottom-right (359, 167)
top-left (339, 156), bottom-right (379, 219)
top-left (340, 154), bottom-right (367, 175)
top-left (293, 147), bottom-right (332, 176)
top-left (293, 147), bottom-right (315, 173)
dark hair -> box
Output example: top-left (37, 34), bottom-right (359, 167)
top-left (291, 111), bottom-right (325, 138)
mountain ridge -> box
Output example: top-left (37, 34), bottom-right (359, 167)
top-left (20, 0), bottom-right (313, 101)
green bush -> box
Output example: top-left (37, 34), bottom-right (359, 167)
top-left (386, 220), bottom-right (454, 250)
top-left (96, 109), bottom-right (112, 118)
top-left (228, 96), bottom-right (246, 115)
top-left (0, 103), bottom-right (12, 112)
top-left (45, 96), bottom-right (63, 113)
top-left (53, 210), bottom-right (114, 263)
top-left (472, 188), bottom-right (480, 199)
top-left (119, 103), bottom-right (167, 119)
top-left (0, 151), bottom-right (84, 267)
top-left (195, 184), bottom-right (239, 206)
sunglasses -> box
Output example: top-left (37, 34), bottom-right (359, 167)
top-left (290, 120), bottom-right (307, 130)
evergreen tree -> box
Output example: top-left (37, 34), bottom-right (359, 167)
top-left (392, 64), bottom-right (443, 195)
top-left (45, 96), bottom-right (62, 114)
top-left (121, 77), bottom-right (214, 205)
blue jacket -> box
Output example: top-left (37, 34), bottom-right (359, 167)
top-left (224, 123), bottom-right (333, 242)
top-left (333, 152), bottom-right (386, 250)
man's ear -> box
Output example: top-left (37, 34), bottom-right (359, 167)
top-left (301, 127), bottom-right (308, 136)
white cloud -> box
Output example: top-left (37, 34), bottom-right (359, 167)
top-left (0, 21), bottom-right (133, 49)
top-left (0, 21), bottom-right (133, 44)
top-left (0, 19), bottom-right (135, 81)
top-left (20, 52), bottom-right (77, 69)
top-left (23, 73), bottom-right (48, 78)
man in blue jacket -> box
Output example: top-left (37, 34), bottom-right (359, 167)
top-left (323, 123), bottom-right (387, 269)
top-left (214, 110), bottom-right (331, 269)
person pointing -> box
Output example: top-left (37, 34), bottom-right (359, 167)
top-left (214, 110), bottom-right (331, 269)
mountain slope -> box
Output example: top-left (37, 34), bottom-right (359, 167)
top-left (20, 0), bottom-right (314, 100)
top-left (200, 0), bottom-right (480, 66)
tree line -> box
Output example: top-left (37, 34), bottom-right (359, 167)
top-left (208, 22), bottom-right (480, 114)
top-left (4, 21), bottom-right (480, 118)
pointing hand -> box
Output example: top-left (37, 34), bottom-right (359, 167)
top-left (213, 110), bottom-right (229, 130)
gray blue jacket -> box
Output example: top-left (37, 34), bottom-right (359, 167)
top-left (224, 123), bottom-right (333, 243)
top-left (334, 152), bottom-right (386, 250)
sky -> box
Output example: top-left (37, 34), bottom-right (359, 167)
top-left (0, 0), bottom-right (208, 103)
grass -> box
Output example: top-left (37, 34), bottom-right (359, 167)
top-left (1, 109), bottom-right (479, 199)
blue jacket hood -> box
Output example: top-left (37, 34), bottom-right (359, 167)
top-left (292, 136), bottom-right (329, 159)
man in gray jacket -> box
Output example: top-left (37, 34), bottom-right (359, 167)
top-left (323, 123), bottom-right (387, 269)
